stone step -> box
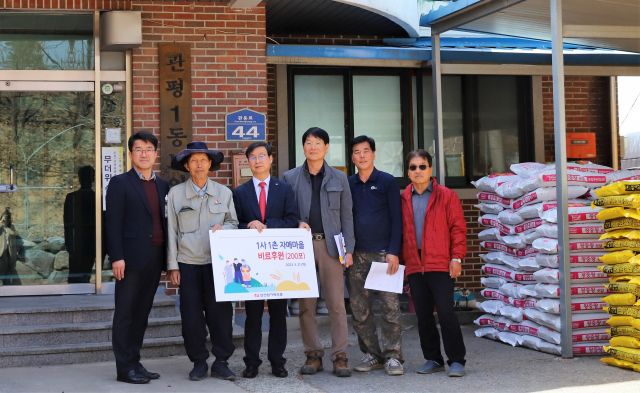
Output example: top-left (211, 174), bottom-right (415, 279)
top-left (0, 294), bottom-right (178, 327)
top-left (0, 327), bottom-right (246, 368)
top-left (0, 316), bottom-right (182, 348)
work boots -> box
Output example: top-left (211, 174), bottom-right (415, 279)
top-left (300, 351), bottom-right (324, 375)
top-left (332, 352), bottom-right (352, 377)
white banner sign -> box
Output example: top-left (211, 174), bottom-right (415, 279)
top-left (101, 147), bottom-right (123, 210)
top-left (210, 228), bottom-right (319, 302)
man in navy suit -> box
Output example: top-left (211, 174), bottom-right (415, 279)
top-left (232, 142), bottom-right (299, 379)
top-left (106, 131), bottom-right (170, 384)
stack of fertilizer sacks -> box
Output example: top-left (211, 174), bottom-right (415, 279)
top-left (592, 170), bottom-right (640, 370)
top-left (473, 161), bottom-right (615, 355)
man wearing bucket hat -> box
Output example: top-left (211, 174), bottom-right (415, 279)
top-left (166, 141), bottom-right (239, 381)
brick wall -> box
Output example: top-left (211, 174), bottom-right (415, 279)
top-left (543, 76), bottom-right (612, 166)
top-left (128, 1), bottom-right (267, 296)
top-left (461, 199), bottom-right (483, 290)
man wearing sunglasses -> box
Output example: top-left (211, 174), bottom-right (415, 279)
top-left (346, 135), bottom-right (404, 376)
top-left (232, 141), bottom-right (299, 379)
top-left (400, 150), bottom-right (467, 377)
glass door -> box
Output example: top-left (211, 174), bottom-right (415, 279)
top-left (0, 86), bottom-right (97, 295)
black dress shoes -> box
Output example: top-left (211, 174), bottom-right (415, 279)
top-left (243, 364), bottom-right (259, 378)
top-left (117, 369), bottom-right (150, 384)
top-left (136, 364), bottom-right (160, 379)
top-left (271, 364), bottom-right (288, 378)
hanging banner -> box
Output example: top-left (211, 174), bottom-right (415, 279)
top-left (101, 146), bottom-right (124, 210)
top-left (210, 229), bottom-right (319, 302)
top-left (159, 43), bottom-right (192, 187)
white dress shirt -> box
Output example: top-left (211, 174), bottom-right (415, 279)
top-left (252, 175), bottom-right (270, 203)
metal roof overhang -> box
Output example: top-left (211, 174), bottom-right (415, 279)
top-left (421, 0), bottom-right (640, 54)
top-left (266, 43), bottom-right (640, 75)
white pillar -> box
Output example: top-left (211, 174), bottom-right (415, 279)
top-left (551, 0), bottom-right (572, 358)
top-left (432, 33), bottom-right (445, 184)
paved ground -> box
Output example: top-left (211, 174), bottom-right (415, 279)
top-left (2, 320), bottom-right (640, 392)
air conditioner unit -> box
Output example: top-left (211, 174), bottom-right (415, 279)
top-left (100, 11), bottom-right (142, 51)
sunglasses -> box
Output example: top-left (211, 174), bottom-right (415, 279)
top-left (409, 164), bottom-right (429, 171)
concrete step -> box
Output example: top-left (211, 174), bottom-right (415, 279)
top-left (0, 317), bottom-right (183, 348)
top-left (0, 294), bottom-right (178, 327)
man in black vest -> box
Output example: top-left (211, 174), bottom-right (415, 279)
top-left (232, 142), bottom-right (299, 379)
top-left (107, 131), bottom-right (170, 384)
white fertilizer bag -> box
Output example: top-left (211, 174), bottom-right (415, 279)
top-left (507, 319), bottom-right (561, 344)
top-left (475, 202), bottom-right (505, 214)
top-left (500, 283), bottom-right (527, 299)
top-left (539, 205), bottom-right (602, 224)
top-left (535, 252), bottom-right (608, 268)
top-left (518, 284), bottom-right (539, 297)
top-left (571, 297), bottom-right (608, 313)
top-left (510, 297), bottom-right (538, 309)
top-left (511, 186), bottom-right (589, 210)
top-left (573, 342), bottom-right (606, 355)
top-left (536, 298), bottom-right (561, 314)
top-left (525, 231), bottom-right (543, 245)
top-left (571, 283), bottom-right (613, 298)
top-left (498, 209), bottom-right (525, 225)
top-left (518, 200), bottom-right (590, 219)
top-left (479, 227), bottom-right (501, 241)
top-left (510, 162), bottom-right (551, 178)
top-left (534, 284), bottom-right (561, 298)
top-left (581, 173), bottom-right (609, 188)
top-left (567, 162), bottom-right (614, 175)
top-left (481, 276), bottom-right (507, 289)
top-left (474, 327), bottom-right (500, 340)
top-left (572, 313), bottom-right (610, 330)
top-left (480, 252), bottom-right (506, 265)
top-left (499, 170), bottom-right (586, 197)
top-left (482, 264), bottom-right (536, 283)
top-left (533, 268), bottom-right (560, 284)
top-left (479, 215), bottom-right (545, 236)
top-left (472, 173), bottom-right (519, 192)
top-left (535, 223), bottom-right (605, 239)
top-left (481, 241), bottom-right (538, 257)
top-left (480, 288), bottom-right (509, 304)
top-left (581, 189), bottom-right (599, 201)
top-left (477, 192), bottom-right (513, 208)
top-left (517, 256), bottom-right (545, 272)
top-left (476, 300), bottom-right (506, 315)
top-left (523, 308), bottom-right (562, 331)
top-left (533, 267), bottom-right (609, 284)
top-left (498, 331), bottom-right (521, 347)
top-left (497, 234), bottom-right (528, 250)
top-left (517, 335), bottom-right (561, 355)
top-left (608, 169), bottom-right (640, 183)
top-left (499, 305), bottom-right (525, 322)
top-left (498, 254), bottom-right (525, 271)
top-left (532, 238), bottom-right (605, 254)
top-left (474, 314), bottom-right (512, 331)
top-left (572, 329), bottom-right (610, 343)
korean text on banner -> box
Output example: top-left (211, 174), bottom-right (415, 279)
top-left (210, 228), bottom-right (320, 302)
top-left (101, 146), bottom-right (123, 210)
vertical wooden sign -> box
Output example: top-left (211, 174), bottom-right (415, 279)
top-left (159, 43), bottom-right (192, 187)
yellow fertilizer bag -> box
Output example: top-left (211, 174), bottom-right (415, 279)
top-left (628, 255), bottom-right (640, 265)
top-left (600, 230), bottom-right (640, 241)
top-left (596, 181), bottom-right (640, 198)
top-left (605, 346), bottom-right (640, 363)
top-left (601, 357), bottom-right (636, 370)
top-left (609, 326), bottom-right (640, 338)
top-left (605, 218), bottom-right (640, 232)
top-left (601, 250), bottom-right (637, 265)
top-left (609, 276), bottom-right (639, 284)
top-left (610, 336), bottom-right (640, 349)
top-left (599, 264), bottom-right (640, 275)
top-left (606, 283), bottom-right (640, 297)
top-left (604, 239), bottom-right (640, 251)
top-left (605, 306), bottom-right (640, 318)
top-left (593, 195), bottom-right (640, 209)
top-left (602, 293), bottom-right (638, 306)
top-left (607, 315), bottom-right (637, 326)
top-left (597, 207), bottom-right (640, 221)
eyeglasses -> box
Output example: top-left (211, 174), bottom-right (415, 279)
top-left (132, 148), bottom-right (156, 155)
top-left (409, 164), bottom-right (429, 171)
top-left (248, 154), bottom-right (268, 162)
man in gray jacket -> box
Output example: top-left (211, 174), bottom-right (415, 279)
top-left (283, 127), bottom-right (355, 377)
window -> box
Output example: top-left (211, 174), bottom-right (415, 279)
top-left (290, 66), bottom-right (533, 187)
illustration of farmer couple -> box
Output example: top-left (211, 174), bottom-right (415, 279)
top-left (224, 258), bottom-right (252, 288)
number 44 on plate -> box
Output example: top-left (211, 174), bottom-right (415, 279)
top-left (225, 108), bottom-right (266, 141)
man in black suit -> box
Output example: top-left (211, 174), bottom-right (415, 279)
top-left (232, 142), bottom-right (299, 379)
top-left (106, 131), bottom-right (170, 384)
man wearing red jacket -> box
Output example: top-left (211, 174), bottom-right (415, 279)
top-left (401, 150), bottom-right (467, 377)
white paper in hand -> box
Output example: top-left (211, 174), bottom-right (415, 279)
top-left (364, 262), bottom-right (405, 294)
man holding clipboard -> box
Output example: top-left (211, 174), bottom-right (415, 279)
top-left (346, 136), bottom-right (404, 376)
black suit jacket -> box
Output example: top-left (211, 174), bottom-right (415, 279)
top-left (232, 177), bottom-right (299, 229)
top-left (106, 169), bottom-right (170, 271)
